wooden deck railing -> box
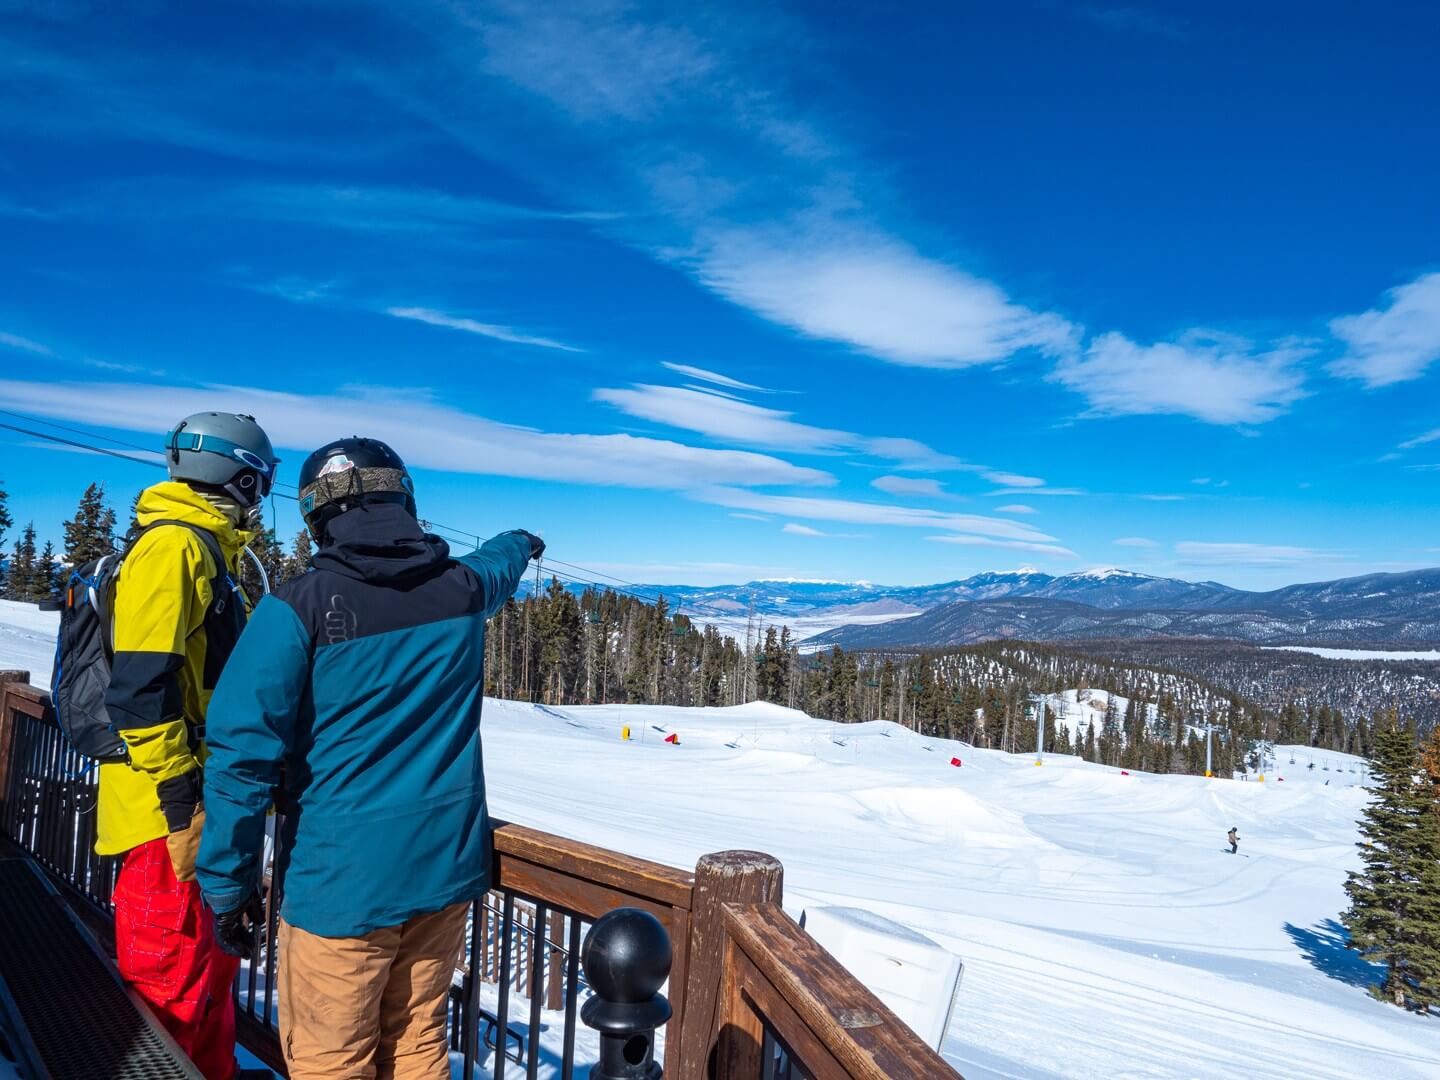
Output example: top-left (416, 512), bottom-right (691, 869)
top-left (0, 670), bottom-right (960, 1079)
top-left (715, 904), bottom-right (960, 1078)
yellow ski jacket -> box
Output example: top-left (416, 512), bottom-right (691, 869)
top-left (96, 482), bottom-right (255, 855)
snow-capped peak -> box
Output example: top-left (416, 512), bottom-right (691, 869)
top-left (1068, 567), bottom-right (1155, 581)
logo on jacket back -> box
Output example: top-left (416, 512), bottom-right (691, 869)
top-left (325, 594), bottom-right (358, 644)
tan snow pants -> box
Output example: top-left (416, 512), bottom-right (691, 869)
top-left (277, 901), bottom-right (469, 1080)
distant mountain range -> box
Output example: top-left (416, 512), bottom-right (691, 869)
top-left (620, 567), bottom-right (1239, 618)
top-left (807, 567), bottom-right (1440, 649)
top-left (571, 566), bottom-right (1440, 648)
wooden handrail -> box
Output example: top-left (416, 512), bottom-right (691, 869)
top-left (716, 902), bottom-right (962, 1079)
top-left (491, 818), bottom-right (695, 910)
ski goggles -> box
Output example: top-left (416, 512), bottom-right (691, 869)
top-left (165, 431), bottom-right (279, 495)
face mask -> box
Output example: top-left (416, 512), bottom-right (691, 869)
top-left (199, 490), bottom-right (259, 530)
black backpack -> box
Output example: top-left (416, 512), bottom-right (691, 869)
top-left (51, 520), bottom-right (232, 764)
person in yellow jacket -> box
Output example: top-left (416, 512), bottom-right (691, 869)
top-left (98, 411), bottom-right (278, 1080)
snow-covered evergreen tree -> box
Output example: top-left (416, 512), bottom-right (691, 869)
top-left (62, 483), bottom-right (117, 566)
top-left (1343, 718), bottom-right (1440, 1010)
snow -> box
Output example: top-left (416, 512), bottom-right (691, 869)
top-left (1263, 645), bottom-right (1440, 662)
top-left (475, 701), bottom-right (1437, 1079)
top-left (1071, 567), bottom-right (1152, 580)
top-left (704, 609), bottom-right (923, 648)
top-left (1038, 688), bottom-right (1157, 746)
top-left (0, 599), bottom-right (57, 687)
top-left (2, 606), bottom-right (1437, 1078)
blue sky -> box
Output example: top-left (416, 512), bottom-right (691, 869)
top-left (1, 1), bottom-right (1437, 589)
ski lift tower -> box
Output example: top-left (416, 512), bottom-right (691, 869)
top-left (1028, 693), bottom-right (1047, 766)
top-left (1201, 715), bottom-right (1220, 778)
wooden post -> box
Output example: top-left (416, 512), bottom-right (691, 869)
top-left (547, 908), bottom-right (565, 1011)
top-left (712, 933), bottom-right (764, 1079)
top-left (674, 850), bottom-right (783, 1080)
top-left (0, 672), bottom-right (32, 816)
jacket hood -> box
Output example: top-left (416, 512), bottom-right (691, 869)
top-left (135, 481), bottom-right (253, 554)
top-left (311, 501), bottom-right (451, 584)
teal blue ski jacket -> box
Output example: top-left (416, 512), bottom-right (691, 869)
top-left (196, 503), bottom-right (533, 936)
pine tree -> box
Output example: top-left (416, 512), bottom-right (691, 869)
top-left (1342, 719), bottom-right (1440, 1010)
top-left (125, 489), bottom-right (143, 540)
top-left (241, 528), bottom-right (288, 602)
top-left (5, 521), bottom-right (49, 601)
top-left (36, 540), bottom-right (61, 600)
top-left (63, 483), bottom-right (117, 566)
top-left (283, 530), bottom-right (313, 579)
top-left (1421, 728), bottom-right (1440, 819)
top-left (5, 523), bottom-right (38, 601)
top-left (0, 478), bottom-right (11, 597)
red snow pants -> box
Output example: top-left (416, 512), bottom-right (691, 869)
top-left (113, 838), bottom-right (241, 1080)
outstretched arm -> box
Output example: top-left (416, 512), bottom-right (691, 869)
top-left (457, 530), bottom-right (542, 618)
top-left (197, 595), bottom-right (311, 914)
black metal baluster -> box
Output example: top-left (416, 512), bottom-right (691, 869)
top-left (495, 891), bottom-right (515, 1080)
top-left (561, 913), bottom-right (581, 1080)
top-left (526, 902), bottom-right (547, 1080)
top-left (462, 898), bottom-right (481, 1078)
top-left (39, 725), bottom-right (59, 868)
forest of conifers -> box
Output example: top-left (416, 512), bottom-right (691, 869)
top-left (0, 483), bottom-right (1409, 780)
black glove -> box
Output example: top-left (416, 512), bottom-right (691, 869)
top-left (155, 769), bottom-right (203, 833)
top-left (517, 530), bottom-right (545, 560)
top-left (214, 891), bottom-right (265, 958)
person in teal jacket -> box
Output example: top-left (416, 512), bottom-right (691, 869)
top-left (196, 436), bottom-right (541, 1080)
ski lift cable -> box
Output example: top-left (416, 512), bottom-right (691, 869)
top-left (0, 409), bottom-right (169, 457)
top-left (425, 522), bottom-right (740, 621)
top-left (7, 417), bottom-right (744, 622)
top-left (423, 523), bottom-right (734, 621)
top-left (0, 419), bottom-right (170, 469)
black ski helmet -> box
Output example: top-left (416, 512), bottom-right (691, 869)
top-left (298, 437), bottom-right (416, 541)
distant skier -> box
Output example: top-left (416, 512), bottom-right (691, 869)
top-left (1227, 826), bottom-right (1239, 855)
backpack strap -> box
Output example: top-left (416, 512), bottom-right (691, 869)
top-left (102, 520), bottom-right (237, 653)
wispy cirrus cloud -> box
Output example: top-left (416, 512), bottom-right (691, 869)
top-left (984, 486), bottom-right (1084, 497)
top-left (690, 487), bottom-right (1062, 545)
top-left (994, 504), bottom-right (1037, 514)
top-left (1399, 428), bottom-right (1440, 450)
top-left (1329, 272), bottom-right (1440, 387)
top-left (12, 178), bottom-right (605, 235)
top-left (0, 377), bottom-right (830, 492)
top-left (0, 331), bottom-right (53, 356)
top-left (1051, 330), bottom-right (1310, 424)
top-left (1115, 536), bottom-right (1159, 548)
top-left (387, 306), bottom-right (582, 353)
top-left (660, 362), bottom-right (780, 393)
top-left (925, 535), bottom-right (1077, 558)
top-left (695, 228), bottom-right (1080, 368)
top-left (359, 1), bottom-right (1081, 372)
top-left (1174, 541), bottom-right (1334, 567)
top-left (782, 522), bottom-right (866, 539)
top-left (871, 476), bottom-right (946, 498)
top-left (593, 382), bottom-right (968, 470)
top-left (982, 471), bottom-right (1044, 488)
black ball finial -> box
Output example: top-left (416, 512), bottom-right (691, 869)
top-left (582, 908), bottom-right (672, 1004)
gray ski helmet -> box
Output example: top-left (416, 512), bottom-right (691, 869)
top-left (164, 412), bottom-right (279, 507)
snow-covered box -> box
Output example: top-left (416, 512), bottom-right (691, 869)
top-left (799, 906), bottom-right (963, 1051)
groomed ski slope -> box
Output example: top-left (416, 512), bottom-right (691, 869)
top-left (478, 701), bottom-right (1437, 1079)
top-left (1, 601), bottom-right (1436, 1077)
